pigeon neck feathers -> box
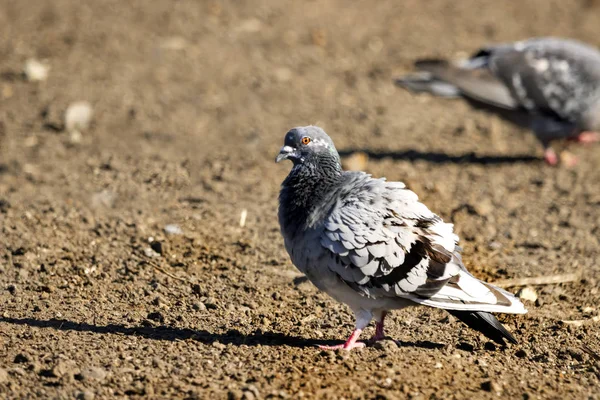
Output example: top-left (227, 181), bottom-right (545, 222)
top-left (279, 152), bottom-right (343, 236)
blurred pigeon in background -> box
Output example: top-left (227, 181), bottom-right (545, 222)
top-left (276, 126), bottom-right (526, 350)
top-left (396, 37), bottom-right (600, 165)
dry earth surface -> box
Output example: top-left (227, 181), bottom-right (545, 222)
top-left (0, 0), bottom-right (599, 399)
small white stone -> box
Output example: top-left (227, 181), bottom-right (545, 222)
top-left (517, 286), bottom-right (538, 303)
top-left (23, 59), bottom-right (49, 82)
top-left (91, 190), bottom-right (116, 208)
top-left (239, 209), bottom-right (248, 228)
top-left (65, 101), bottom-right (93, 134)
top-left (144, 247), bottom-right (160, 258)
top-left (164, 224), bottom-right (183, 235)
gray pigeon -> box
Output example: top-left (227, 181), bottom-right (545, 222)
top-left (276, 126), bottom-right (526, 350)
top-left (396, 37), bottom-right (600, 165)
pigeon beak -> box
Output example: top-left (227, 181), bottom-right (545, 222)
top-left (276, 146), bottom-right (295, 163)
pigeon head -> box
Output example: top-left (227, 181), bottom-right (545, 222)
top-left (276, 126), bottom-right (340, 166)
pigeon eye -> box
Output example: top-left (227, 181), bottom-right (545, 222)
top-left (301, 137), bottom-right (311, 145)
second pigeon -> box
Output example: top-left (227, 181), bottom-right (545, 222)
top-left (396, 37), bottom-right (600, 165)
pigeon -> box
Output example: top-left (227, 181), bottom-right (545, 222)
top-left (395, 37), bottom-right (600, 165)
top-left (276, 126), bottom-right (526, 350)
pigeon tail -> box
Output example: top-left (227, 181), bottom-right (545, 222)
top-left (397, 58), bottom-right (518, 109)
top-left (408, 268), bottom-right (527, 315)
top-left (394, 71), bottom-right (461, 97)
top-left (448, 310), bottom-right (518, 345)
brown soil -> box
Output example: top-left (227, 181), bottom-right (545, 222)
top-left (1, 1), bottom-right (599, 399)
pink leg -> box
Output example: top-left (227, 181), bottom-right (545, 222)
top-left (544, 148), bottom-right (558, 166)
top-left (319, 329), bottom-right (366, 351)
top-left (575, 131), bottom-right (600, 144)
top-left (369, 311), bottom-right (387, 342)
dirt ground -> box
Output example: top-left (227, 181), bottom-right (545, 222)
top-left (0, 0), bottom-right (599, 399)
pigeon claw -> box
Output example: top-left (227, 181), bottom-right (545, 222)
top-left (543, 148), bottom-right (558, 166)
top-left (319, 328), bottom-right (365, 351)
top-left (318, 342), bottom-right (366, 351)
top-left (575, 131), bottom-right (600, 144)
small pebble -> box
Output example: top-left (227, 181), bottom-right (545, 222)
top-left (91, 190), bottom-right (116, 209)
top-left (245, 385), bottom-right (260, 399)
top-left (228, 390), bottom-right (244, 400)
top-left (144, 247), bottom-right (161, 258)
top-left (0, 367), bottom-right (8, 383)
top-left (78, 366), bottom-right (107, 382)
top-left (147, 312), bottom-right (164, 323)
top-left (481, 380), bottom-right (502, 393)
top-left (23, 59), bottom-right (49, 82)
top-left (488, 241), bottom-right (502, 250)
top-left (164, 224), bottom-right (183, 235)
top-left (41, 285), bottom-right (55, 293)
top-left (65, 101), bottom-right (93, 134)
top-left (242, 391), bottom-right (255, 400)
top-left (50, 360), bottom-right (76, 378)
top-left (76, 390), bottom-right (95, 400)
top-left (535, 298), bottom-right (544, 307)
top-left (373, 339), bottom-right (399, 351)
top-left (212, 341), bottom-right (226, 350)
top-left (205, 298), bottom-right (218, 309)
top-left (239, 209), bottom-right (248, 228)
top-left (517, 287), bottom-right (538, 303)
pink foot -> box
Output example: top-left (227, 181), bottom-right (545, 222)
top-left (319, 329), bottom-right (365, 351)
top-left (575, 131), bottom-right (600, 144)
top-left (544, 148), bottom-right (558, 166)
top-left (368, 311), bottom-right (387, 343)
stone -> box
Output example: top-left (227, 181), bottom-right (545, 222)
top-left (65, 101), bottom-right (93, 134)
top-left (78, 366), bottom-right (107, 382)
top-left (23, 59), bottom-right (49, 82)
top-left (517, 287), bottom-right (538, 303)
top-left (76, 390), bottom-right (95, 400)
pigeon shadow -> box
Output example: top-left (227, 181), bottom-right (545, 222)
top-left (338, 148), bottom-right (540, 165)
top-left (0, 316), bottom-right (443, 350)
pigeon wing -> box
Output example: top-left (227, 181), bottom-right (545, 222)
top-left (318, 175), bottom-right (525, 314)
top-left (488, 38), bottom-right (600, 124)
top-left (319, 177), bottom-right (461, 299)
